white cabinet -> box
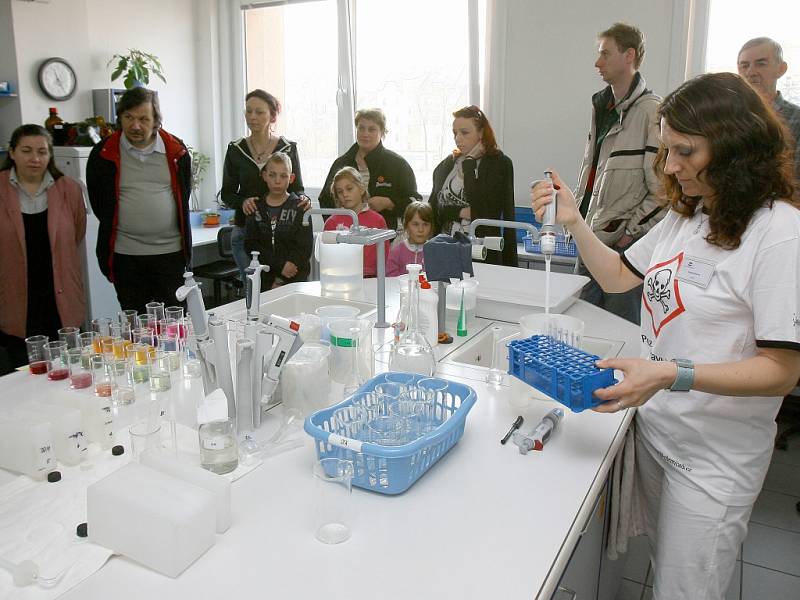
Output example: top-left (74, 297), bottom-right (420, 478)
top-left (53, 146), bottom-right (121, 324)
top-left (552, 481), bottom-right (608, 599)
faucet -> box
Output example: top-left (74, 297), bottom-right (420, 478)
top-left (468, 219), bottom-right (542, 259)
top-left (303, 207), bottom-right (396, 328)
top-left (302, 207), bottom-right (359, 228)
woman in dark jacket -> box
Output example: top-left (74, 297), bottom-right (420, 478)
top-left (429, 105), bottom-right (518, 267)
top-left (318, 108), bottom-right (419, 230)
top-left (220, 89), bottom-right (305, 279)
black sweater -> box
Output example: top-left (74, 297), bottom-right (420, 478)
top-left (428, 151), bottom-right (518, 267)
top-left (318, 142), bottom-right (419, 229)
top-left (243, 193), bottom-right (312, 289)
top-left (221, 137), bottom-right (304, 227)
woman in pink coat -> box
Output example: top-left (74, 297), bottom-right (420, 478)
top-left (0, 124), bottom-right (86, 372)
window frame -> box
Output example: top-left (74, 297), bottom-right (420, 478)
top-left (230, 0), bottom-right (482, 198)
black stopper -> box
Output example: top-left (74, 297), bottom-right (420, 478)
top-left (111, 445), bottom-right (125, 456)
top-left (47, 470), bottom-right (62, 483)
top-left (76, 522), bottom-right (88, 538)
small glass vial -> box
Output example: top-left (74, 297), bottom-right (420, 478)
top-left (198, 419), bottom-right (239, 475)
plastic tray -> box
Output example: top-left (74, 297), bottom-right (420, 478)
top-left (523, 233), bottom-right (578, 257)
top-left (304, 373), bottom-right (477, 495)
top-left (507, 335), bottom-right (615, 412)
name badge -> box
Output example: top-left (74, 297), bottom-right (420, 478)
top-left (676, 255), bottom-right (715, 288)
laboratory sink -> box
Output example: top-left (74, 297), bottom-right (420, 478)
top-left (440, 321), bottom-right (626, 371)
top-left (225, 292), bottom-right (376, 322)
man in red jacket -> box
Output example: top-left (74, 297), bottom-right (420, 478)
top-left (87, 87), bottom-right (192, 313)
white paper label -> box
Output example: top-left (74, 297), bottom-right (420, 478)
top-left (327, 434), bottom-right (363, 453)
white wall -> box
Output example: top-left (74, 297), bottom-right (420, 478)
top-left (493, 0), bottom-right (690, 206)
top-left (7, 0), bottom-right (209, 201)
top-left (10, 0), bottom-right (93, 127)
top-left (0, 0), bottom-right (20, 150)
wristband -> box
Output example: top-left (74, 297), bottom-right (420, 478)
top-left (669, 358), bottom-right (694, 392)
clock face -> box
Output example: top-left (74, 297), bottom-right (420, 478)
top-left (38, 58), bottom-right (77, 101)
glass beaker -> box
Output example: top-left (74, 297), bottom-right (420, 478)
top-left (312, 458), bottom-right (354, 544)
top-left (44, 341), bottom-right (69, 381)
top-left (58, 326), bottom-right (80, 349)
top-left (199, 419), bottom-right (238, 474)
top-left (388, 265), bottom-right (436, 376)
top-left (25, 335), bottom-right (49, 375)
top-left (67, 347), bottom-right (92, 389)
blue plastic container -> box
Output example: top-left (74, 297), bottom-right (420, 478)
top-left (304, 372), bottom-right (477, 495)
top-left (514, 207), bottom-right (538, 242)
top-left (507, 335), bottom-right (615, 412)
top-left (523, 233), bottom-right (578, 257)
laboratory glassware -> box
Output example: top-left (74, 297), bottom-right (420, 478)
top-left (313, 458), bottom-right (354, 544)
top-left (198, 419), bottom-right (239, 474)
top-left (25, 335), bottom-right (49, 375)
top-left (44, 341), bottom-right (69, 381)
top-left (388, 264), bottom-right (436, 376)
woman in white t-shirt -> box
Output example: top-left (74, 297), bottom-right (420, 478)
top-left (532, 72), bottom-right (800, 600)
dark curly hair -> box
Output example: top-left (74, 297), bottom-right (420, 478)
top-left (653, 72), bottom-right (797, 250)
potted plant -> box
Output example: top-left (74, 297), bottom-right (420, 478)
top-left (186, 146), bottom-right (211, 228)
top-left (215, 191), bottom-right (237, 225)
top-left (108, 50), bottom-right (166, 89)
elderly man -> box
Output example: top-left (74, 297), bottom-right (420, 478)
top-left (87, 87), bottom-right (192, 313)
top-left (573, 22), bottom-right (665, 324)
top-left (738, 37), bottom-right (800, 181)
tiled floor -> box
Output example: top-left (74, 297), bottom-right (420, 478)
top-left (615, 434), bottom-right (800, 600)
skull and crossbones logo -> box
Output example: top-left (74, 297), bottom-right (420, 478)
top-left (646, 268), bottom-right (673, 314)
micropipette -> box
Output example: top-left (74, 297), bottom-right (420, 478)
top-left (540, 171), bottom-right (558, 256)
top-left (512, 408), bottom-right (564, 454)
top-left (244, 251), bottom-right (269, 322)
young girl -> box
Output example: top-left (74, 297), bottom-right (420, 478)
top-left (324, 167), bottom-right (390, 277)
top-left (387, 201), bottom-right (433, 276)
top-left (244, 152), bottom-right (312, 289)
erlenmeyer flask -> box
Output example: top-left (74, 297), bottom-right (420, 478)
top-left (388, 264), bottom-right (436, 376)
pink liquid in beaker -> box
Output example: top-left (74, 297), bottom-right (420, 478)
top-left (95, 382), bottom-right (113, 397)
top-left (70, 372), bottom-right (92, 389)
top-left (29, 361), bottom-right (48, 375)
top-left (47, 368), bottom-right (69, 381)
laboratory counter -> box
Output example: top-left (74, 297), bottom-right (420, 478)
top-left (1, 276), bottom-right (639, 600)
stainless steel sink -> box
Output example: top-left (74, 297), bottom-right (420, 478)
top-left (225, 292), bottom-right (376, 322)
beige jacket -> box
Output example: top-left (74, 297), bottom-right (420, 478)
top-left (575, 73), bottom-right (665, 246)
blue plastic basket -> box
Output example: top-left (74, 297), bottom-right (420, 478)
top-left (523, 233), bottom-right (578, 257)
top-left (507, 335), bottom-right (615, 412)
top-left (304, 373), bottom-right (477, 495)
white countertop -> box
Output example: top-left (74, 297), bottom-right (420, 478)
top-left (191, 225), bottom-right (221, 248)
top-left (2, 275), bottom-right (639, 600)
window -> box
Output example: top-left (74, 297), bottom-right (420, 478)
top-left (242, 0), bottom-right (483, 193)
top-left (705, 0), bottom-right (800, 104)
top-left (244, 1), bottom-right (339, 190)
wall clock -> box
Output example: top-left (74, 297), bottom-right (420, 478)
top-left (37, 57), bottom-right (77, 101)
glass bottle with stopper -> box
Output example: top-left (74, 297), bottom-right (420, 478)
top-left (388, 263), bottom-right (436, 376)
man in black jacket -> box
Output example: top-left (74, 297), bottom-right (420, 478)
top-left (87, 87), bottom-right (192, 313)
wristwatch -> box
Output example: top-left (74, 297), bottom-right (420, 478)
top-left (669, 358), bottom-right (695, 392)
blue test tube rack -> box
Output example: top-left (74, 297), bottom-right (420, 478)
top-left (507, 335), bottom-right (615, 412)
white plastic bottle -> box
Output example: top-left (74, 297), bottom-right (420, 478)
top-left (417, 274), bottom-right (439, 347)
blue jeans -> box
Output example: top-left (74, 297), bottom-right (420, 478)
top-left (230, 225), bottom-right (250, 283)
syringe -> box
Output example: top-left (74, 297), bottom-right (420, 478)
top-left (512, 407), bottom-right (564, 454)
top-left (540, 171), bottom-right (558, 256)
